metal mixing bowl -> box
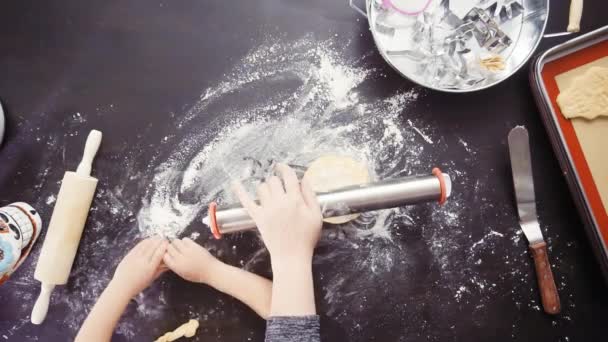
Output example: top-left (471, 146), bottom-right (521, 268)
top-left (352, 0), bottom-right (549, 92)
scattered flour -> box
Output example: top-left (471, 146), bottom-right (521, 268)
top-left (131, 36), bottom-right (513, 336)
top-left (45, 194), bottom-right (56, 205)
top-left (1, 35), bottom-right (577, 342)
top-left (136, 37), bottom-right (425, 241)
top-left (407, 119), bottom-right (434, 144)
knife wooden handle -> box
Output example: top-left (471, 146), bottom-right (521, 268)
top-left (529, 242), bottom-right (561, 314)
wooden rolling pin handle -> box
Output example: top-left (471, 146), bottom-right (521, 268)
top-left (76, 130), bottom-right (102, 176)
top-left (567, 0), bottom-right (583, 33)
top-left (31, 283), bottom-right (55, 324)
top-left (529, 242), bottom-right (561, 315)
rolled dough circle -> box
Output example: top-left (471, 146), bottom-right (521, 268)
top-left (303, 155), bottom-right (370, 224)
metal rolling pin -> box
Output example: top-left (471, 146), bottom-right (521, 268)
top-left (203, 168), bottom-right (451, 239)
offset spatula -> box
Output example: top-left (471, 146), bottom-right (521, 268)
top-left (508, 126), bottom-right (561, 315)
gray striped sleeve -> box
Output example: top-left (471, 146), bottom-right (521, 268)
top-left (265, 316), bottom-right (321, 342)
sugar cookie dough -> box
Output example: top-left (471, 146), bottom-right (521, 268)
top-left (303, 155), bottom-right (370, 224)
top-left (155, 319), bottom-right (199, 342)
top-left (557, 66), bottom-right (608, 120)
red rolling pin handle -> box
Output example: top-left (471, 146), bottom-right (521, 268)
top-left (432, 167), bottom-right (447, 205)
top-left (208, 202), bottom-right (221, 239)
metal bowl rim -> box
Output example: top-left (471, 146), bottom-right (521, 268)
top-left (366, 0), bottom-right (550, 93)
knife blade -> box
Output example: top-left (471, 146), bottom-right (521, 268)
top-left (508, 126), bottom-right (544, 245)
top-left (508, 126), bottom-right (561, 315)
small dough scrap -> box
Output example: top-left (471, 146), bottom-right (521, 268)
top-left (556, 67), bottom-right (608, 120)
top-left (155, 319), bottom-right (199, 342)
top-left (303, 155), bottom-right (370, 224)
top-left (480, 55), bottom-right (505, 72)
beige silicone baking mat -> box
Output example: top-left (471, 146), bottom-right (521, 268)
top-left (555, 56), bottom-right (608, 215)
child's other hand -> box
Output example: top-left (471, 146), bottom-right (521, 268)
top-left (111, 237), bottom-right (168, 298)
top-left (233, 163), bottom-right (323, 269)
top-left (163, 238), bottom-right (218, 284)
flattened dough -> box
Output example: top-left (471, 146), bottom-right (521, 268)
top-left (555, 57), bottom-right (608, 216)
top-left (557, 66), bottom-right (608, 120)
top-left (303, 155), bottom-right (370, 224)
top-left (155, 319), bottom-right (199, 342)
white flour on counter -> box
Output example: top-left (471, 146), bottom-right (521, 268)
top-left (1, 35), bottom-right (578, 342)
top-left (132, 36), bottom-right (507, 336)
top-left (136, 36), bottom-right (429, 240)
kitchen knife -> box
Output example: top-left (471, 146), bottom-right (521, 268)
top-left (508, 126), bottom-right (561, 315)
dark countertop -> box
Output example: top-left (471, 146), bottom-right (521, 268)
top-left (0, 1), bottom-right (607, 341)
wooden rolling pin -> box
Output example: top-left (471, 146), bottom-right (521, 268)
top-left (568, 0), bottom-right (583, 33)
top-left (31, 130), bottom-right (102, 325)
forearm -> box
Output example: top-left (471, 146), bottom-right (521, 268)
top-left (206, 261), bottom-right (272, 319)
top-left (270, 258), bottom-right (316, 316)
top-left (75, 281), bottom-right (131, 342)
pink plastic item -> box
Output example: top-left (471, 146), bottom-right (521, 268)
top-left (382, 0), bottom-right (432, 16)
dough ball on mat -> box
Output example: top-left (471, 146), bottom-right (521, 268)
top-left (303, 155), bottom-right (370, 224)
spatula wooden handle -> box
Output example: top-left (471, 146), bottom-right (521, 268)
top-left (529, 241), bottom-right (561, 314)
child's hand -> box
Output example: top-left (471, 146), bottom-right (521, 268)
top-left (111, 237), bottom-right (168, 298)
top-left (163, 238), bottom-right (218, 284)
top-left (233, 163), bottom-right (323, 268)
